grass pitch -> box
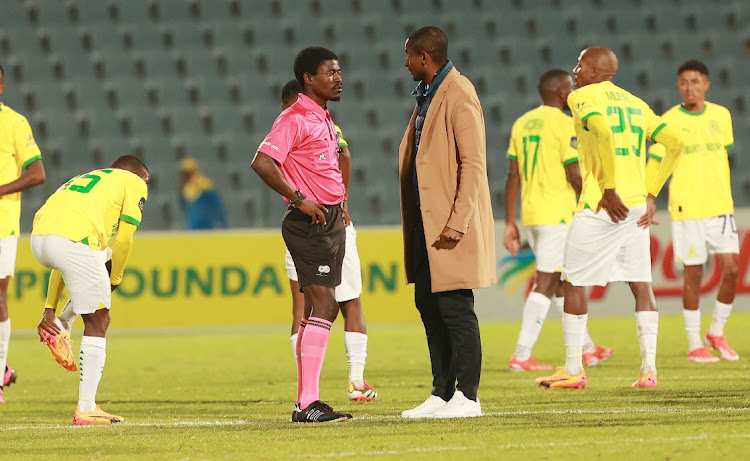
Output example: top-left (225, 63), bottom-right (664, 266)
top-left (2, 312), bottom-right (749, 460)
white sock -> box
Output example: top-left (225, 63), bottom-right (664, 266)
top-left (559, 297), bottom-right (596, 351)
top-left (55, 300), bottom-right (77, 334)
top-left (562, 313), bottom-right (587, 376)
top-left (513, 292), bottom-right (551, 360)
top-left (582, 328), bottom-right (595, 353)
top-left (552, 296), bottom-right (564, 315)
top-left (344, 332), bottom-right (368, 385)
top-left (683, 308), bottom-right (702, 351)
top-left (635, 311), bottom-right (659, 375)
top-left (290, 333), bottom-right (298, 360)
top-left (78, 336), bottom-right (106, 413)
top-left (0, 319), bottom-right (9, 379)
top-left (709, 300), bottom-right (733, 337)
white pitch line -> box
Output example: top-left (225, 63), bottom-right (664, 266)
top-left (4, 407), bottom-right (749, 431)
top-left (501, 374), bottom-right (742, 383)
top-left (309, 433), bottom-right (750, 458)
top-left (4, 419), bottom-right (250, 431)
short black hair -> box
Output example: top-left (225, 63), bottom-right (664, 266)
top-left (281, 79), bottom-right (302, 104)
top-left (538, 69), bottom-right (571, 97)
top-left (293, 46), bottom-right (338, 89)
top-left (678, 59), bottom-right (709, 77)
top-left (111, 154), bottom-right (149, 176)
top-left (406, 26), bottom-right (448, 66)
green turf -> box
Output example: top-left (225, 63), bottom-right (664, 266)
top-left (2, 312), bottom-right (749, 460)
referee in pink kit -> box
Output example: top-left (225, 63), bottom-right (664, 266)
top-left (251, 46), bottom-right (352, 423)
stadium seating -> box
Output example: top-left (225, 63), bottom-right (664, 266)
top-left (0, 0), bottom-right (747, 230)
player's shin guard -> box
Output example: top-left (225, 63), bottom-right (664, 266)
top-left (344, 331), bottom-right (368, 385)
top-left (514, 292), bottom-right (551, 360)
top-left (562, 313), bottom-right (587, 376)
top-left (635, 311), bottom-right (658, 375)
top-left (78, 336), bottom-right (106, 414)
top-left (709, 300), bottom-right (732, 337)
top-left (555, 297), bottom-right (595, 352)
top-left (299, 317), bottom-right (331, 409)
top-left (0, 318), bottom-right (10, 388)
top-left (0, 319), bottom-right (10, 382)
top-left (682, 308), bottom-right (702, 351)
top-left (56, 300), bottom-right (77, 335)
top-left (290, 333), bottom-right (298, 360)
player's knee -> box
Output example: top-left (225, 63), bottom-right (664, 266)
top-left (722, 263), bottom-right (740, 282)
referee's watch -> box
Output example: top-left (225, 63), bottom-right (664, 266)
top-left (291, 190), bottom-right (305, 207)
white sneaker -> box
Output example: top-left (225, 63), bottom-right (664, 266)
top-left (401, 395), bottom-right (447, 418)
top-left (432, 390), bottom-right (481, 418)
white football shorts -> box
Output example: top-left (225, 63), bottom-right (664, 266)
top-left (285, 223), bottom-right (362, 303)
top-left (525, 223), bottom-right (569, 273)
top-left (30, 235), bottom-right (111, 314)
top-left (0, 235), bottom-right (18, 278)
top-left (672, 214), bottom-right (739, 266)
top-left (561, 203), bottom-right (652, 287)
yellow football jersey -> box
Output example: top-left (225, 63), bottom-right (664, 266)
top-left (32, 168), bottom-right (148, 250)
top-left (568, 81), bottom-right (667, 211)
top-left (335, 124), bottom-right (348, 148)
top-left (507, 105), bottom-right (578, 225)
top-left (648, 102), bottom-right (734, 220)
top-left (0, 103), bottom-right (42, 237)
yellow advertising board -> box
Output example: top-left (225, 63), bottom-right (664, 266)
top-left (9, 227), bottom-right (418, 330)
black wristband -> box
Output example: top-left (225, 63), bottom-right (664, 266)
top-left (291, 190), bottom-right (305, 206)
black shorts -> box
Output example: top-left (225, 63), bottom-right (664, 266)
top-left (281, 203), bottom-right (346, 289)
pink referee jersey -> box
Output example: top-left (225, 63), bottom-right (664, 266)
top-left (257, 93), bottom-right (345, 205)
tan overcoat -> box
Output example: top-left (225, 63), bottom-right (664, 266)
top-left (398, 67), bottom-right (496, 292)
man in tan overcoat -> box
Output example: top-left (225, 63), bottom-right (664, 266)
top-left (398, 26), bottom-right (495, 419)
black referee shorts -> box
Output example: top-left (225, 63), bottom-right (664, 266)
top-left (281, 202), bottom-right (346, 290)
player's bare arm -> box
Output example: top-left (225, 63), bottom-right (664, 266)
top-left (585, 114), bottom-right (629, 222)
top-left (637, 194), bottom-right (658, 229)
top-left (564, 161), bottom-right (582, 196)
top-left (504, 158), bottom-right (521, 255)
top-left (251, 151), bottom-right (327, 225)
top-left (38, 269), bottom-right (64, 338)
top-left (0, 159), bottom-right (45, 196)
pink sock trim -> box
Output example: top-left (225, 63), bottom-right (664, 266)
top-left (299, 317), bottom-right (332, 409)
top-left (296, 319), bottom-right (307, 405)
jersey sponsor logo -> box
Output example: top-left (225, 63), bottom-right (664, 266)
top-left (605, 91), bottom-right (632, 103)
top-left (523, 119), bottom-right (544, 130)
top-left (261, 141), bottom-right (280, 151)
top-left (138, 197), bottom-right (146, 211)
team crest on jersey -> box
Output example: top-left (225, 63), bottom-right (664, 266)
top-left (319, 153), bottom-right (326, 160)
top-left (138, 197), bottom-right (145, 211)
top-left (708, 120), bottom-right (720, 136)
top-left (570, 137), bottom-right (578, 149)
top-left (576, 101), bottom-right (589, 110)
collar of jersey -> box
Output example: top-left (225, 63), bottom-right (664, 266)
top-left (679, 103), bottom-right (707, 116)
top-left (295, 93), bottom-right (330, 120)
